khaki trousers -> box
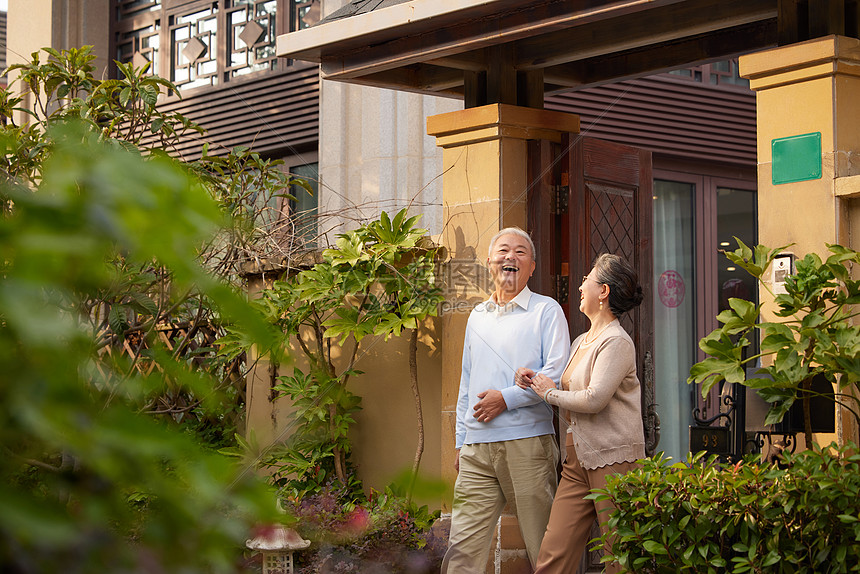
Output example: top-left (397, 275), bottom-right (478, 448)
top-left (534, 443), bottom-right (638, 574)
top-left (442, 435), bottom-right (559, 574)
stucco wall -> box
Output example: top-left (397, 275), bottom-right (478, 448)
top-left (244, 273), bottom-right (445, 501)
top-left (741, 36), bottom-right (860, 448)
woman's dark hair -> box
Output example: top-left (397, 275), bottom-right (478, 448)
top-left (593, 253), bottom-right (644, 316)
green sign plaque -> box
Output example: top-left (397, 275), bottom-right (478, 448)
top-left (772, 132), bottom-right (822, 185)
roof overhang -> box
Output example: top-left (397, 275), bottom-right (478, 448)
top-left (278, 0), bottom-right (778, 98)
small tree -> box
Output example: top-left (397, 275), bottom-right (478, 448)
top-left (688, 240), bottom-right (860, 447)
top-left (225, 209), bottom-right (443, 500)
top-left (2, 46), bottom-right (311, 445)
top-left (0, 45), bottom-right (311, 571)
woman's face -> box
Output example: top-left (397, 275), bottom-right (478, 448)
top-left (578, 266), bottom-right (605, 317)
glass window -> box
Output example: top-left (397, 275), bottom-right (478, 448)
top-left (666, 59), bottom-right (750, 89)
top-left (717, 187), bottom-right (757, 315)
top-left (293, 0), bottom-right (320, 30)
top-left (653, 179), bottom-right (696, 462)
top-left (653, 172), bottom-right (756, 460)
top-left (171, 6), bottom-right (219, 88)
top-left (289, 162), bottom-right (318, 248)
top-left (113, 0), bottom-right (289, 85)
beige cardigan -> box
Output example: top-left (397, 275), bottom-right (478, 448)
top-left (543, 320), bottom-right (646, 469)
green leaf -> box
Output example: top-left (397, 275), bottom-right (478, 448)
top-left (728, 297), bottom-right (760, 325)
top-left (759, 322), bottom-right (796, 353)
top-left (119, 86), bottom-right (132, 107)
top-left (150, 117), bottom-right (165, 134)
top-left (108, 303), bottom-right (128, 336)
top-left (688, 356), bottom-right (745, 393)
top-left (126, 291), bottom-right (159, 316)
top-left (763, 400), bottom-right (794, 425)
top-left (643, 540), bottom-right (668, 554)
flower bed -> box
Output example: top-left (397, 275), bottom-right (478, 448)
top-left (282, 483), bottom-right (445, 573)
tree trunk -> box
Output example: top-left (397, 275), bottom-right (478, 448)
top-left (408, 328), bottom-right (424, 499)
top-left (330, 401), bottom-right (346, 484)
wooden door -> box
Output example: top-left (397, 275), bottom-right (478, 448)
top-left (564, 135), bottom-right (652, 365)
top-left (528, 134), bottom-right (656, 574)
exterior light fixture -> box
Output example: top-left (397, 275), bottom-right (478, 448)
top-left (246, 525), bottom-right (311, 574)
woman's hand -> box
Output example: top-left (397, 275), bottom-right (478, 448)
top-left (515, 367), bottom-right (536, 389)
top-left (531, 373), bottom-right (557, 397)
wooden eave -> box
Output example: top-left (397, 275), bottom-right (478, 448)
top-left (277, 0), bottom-right (779, 97)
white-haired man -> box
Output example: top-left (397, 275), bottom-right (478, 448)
top-left (442, 227), bottom-right (570, 573)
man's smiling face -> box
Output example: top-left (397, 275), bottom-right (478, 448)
top-left (488, 233), bottom-right (536, 297)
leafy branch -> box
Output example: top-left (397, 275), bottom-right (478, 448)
top-left (689, 239), bottom-right (860, 446)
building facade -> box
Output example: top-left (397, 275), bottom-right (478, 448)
top-left (4, 0), bottom-right (760, 476)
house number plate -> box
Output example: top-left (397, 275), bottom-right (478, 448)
top-left (689, 425), bottom-right (731, 456)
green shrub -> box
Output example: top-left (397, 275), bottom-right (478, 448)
top-left (0, 123), bottom-right (282, 572)
top-left (596, 443), bottom-right (860, 573)
top-left (688, 241), bottom-right (860, 446)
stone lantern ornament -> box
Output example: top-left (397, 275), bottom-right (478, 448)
top-left (246, 525), bottom-right (311, 574)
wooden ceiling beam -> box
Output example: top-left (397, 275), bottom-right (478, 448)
top-left (317, 0), bottom-right (684, 80)
top-left (425, 53), bottom-right (487, 73)
top-left (514, 0), bottom-right (777, 70)
top-left (543, 19), bottom-right (778, 90)
top-left (809, 0), bottom-right (845, 37)
top-left (357, 64), bottom-right (465, 94)
top-left (334, 74), bottom-right (464, 98)
top-left (778, 0), bottom-right (860, 43)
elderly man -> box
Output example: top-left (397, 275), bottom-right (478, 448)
top-left (442, 227), bottom-right (571, 573)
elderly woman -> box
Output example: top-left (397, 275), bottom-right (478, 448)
top-left (516, 253), bottom-right (645, 574)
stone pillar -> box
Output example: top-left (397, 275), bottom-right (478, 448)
top-left (740, 35), bottom-right (860, 447)
top-left (317, 0), bottom-right (461, 241)
top-left (427, 103), bottom-right (578, 572)
top-left (318, 81), bottom-right (460, 239)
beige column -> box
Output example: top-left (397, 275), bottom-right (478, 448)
top-left (740, 35), bottom-right (860, 447)
top-left (426, 102), bottom-right (579, 506)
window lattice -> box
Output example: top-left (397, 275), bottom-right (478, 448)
top-left (115, 0), bottom-right (161, 22)
top-left (170, 5), bottom-right (219, 88)
top-left (114, 1), bottom-right (305, 88)
top-left (588, 183), bottom-right (635, 334)
top-left (227, 1), bottom-right (279, 78)
top-left (117, 24), bottom-right (161, 75)
top-left (292, 0), bottom-right (320, 31)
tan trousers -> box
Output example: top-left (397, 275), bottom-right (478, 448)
top-left (533, 443), bottom-right (637, 574)
top-left (441, 435), bottom-right (559, 574)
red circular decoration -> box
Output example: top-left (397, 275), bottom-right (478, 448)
top-left (658, 270), bottom-right (685, 308)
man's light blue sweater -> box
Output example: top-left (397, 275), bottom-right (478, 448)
top-left (455, 287), bottom-right (571, 449)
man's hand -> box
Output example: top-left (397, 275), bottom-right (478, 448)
top-left (473, 389), bottom-right (507, 423)
top-left (515, 367), bottom-right (536, 389)
top-left (454, 449), bottom-right (460, 473)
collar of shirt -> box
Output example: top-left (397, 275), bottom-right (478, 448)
top-left (483, 286), bottom-right (532, 315)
